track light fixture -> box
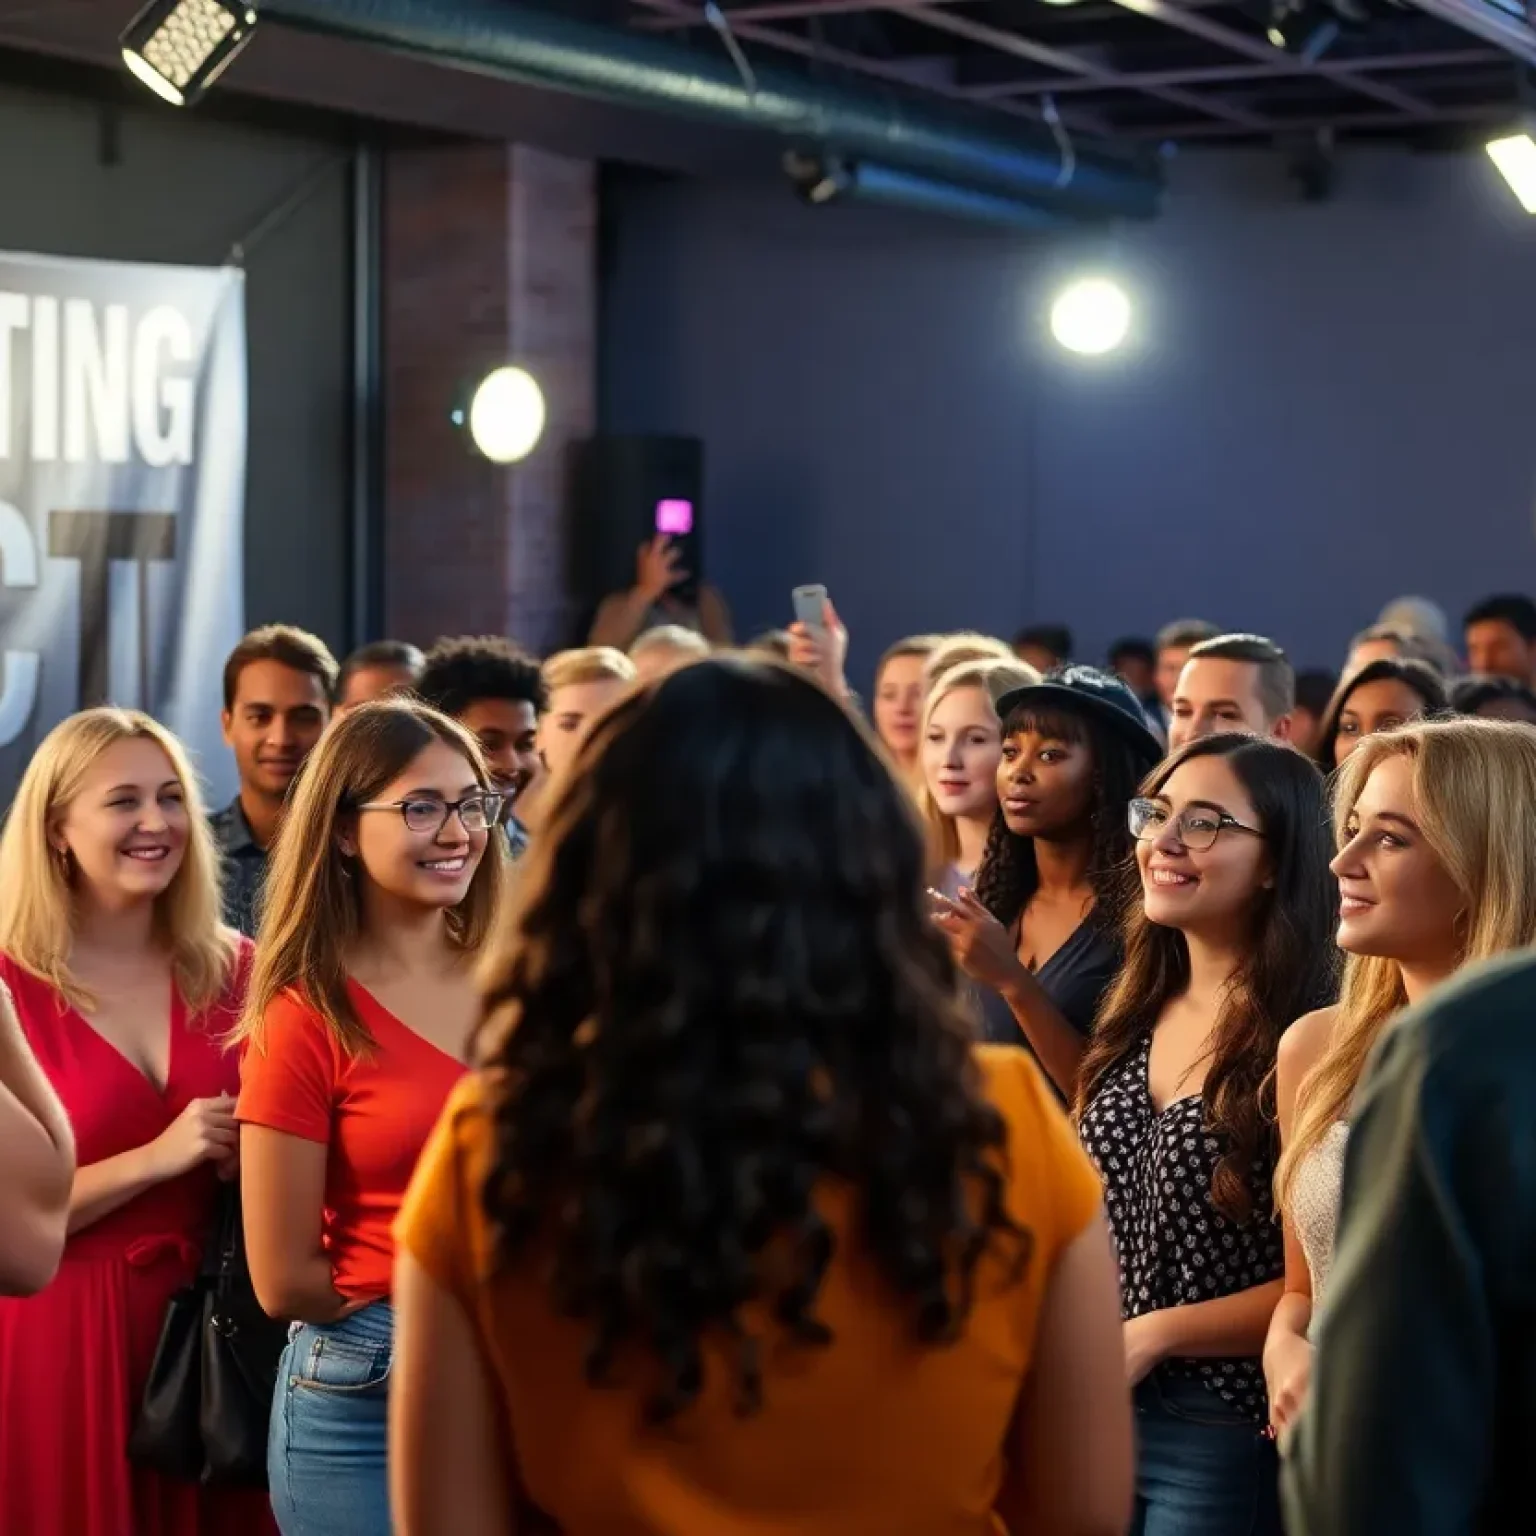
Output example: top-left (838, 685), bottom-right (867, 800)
top-left (120, 0), bottom-right (257, 108)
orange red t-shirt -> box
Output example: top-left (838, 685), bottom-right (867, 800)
top-left (237, 981), bottom-right (465, 1301)
top-left (395, 1043), bottom-right (1103, 1535)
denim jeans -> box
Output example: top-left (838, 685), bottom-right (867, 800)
top-left (269, 1301), bottom-right (393, 1536)
top-left (1131, 1370), bottom-right (1283, 1536)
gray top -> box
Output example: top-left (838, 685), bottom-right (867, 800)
top-left (210, 797), bottom-right (266, 939)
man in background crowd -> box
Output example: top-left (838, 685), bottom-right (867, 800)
top-left (1108, 637), bottom-right (1159, 718)
top-left (214, 625), bottom-right (338, 936)
top-left (1167, 632), bottom-right (1294, 754)
top-left (630, 624), bottom-right (711, 684)
top-left (1152, 618), bottom-right (1220, 729)
top-left (336, 640), bottom-right (425, 712)
top-left (416, 636), bottom-right (547, 857)
top-left (1013, 624), bottom-right (1073, 674)
top-left (1290, 668), bottom-right (1339, 761)
top-left (1464, 593), bottom-right (1536, 686)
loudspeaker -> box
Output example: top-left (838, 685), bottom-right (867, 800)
top-left (568, 435), bottom-right (705, 610)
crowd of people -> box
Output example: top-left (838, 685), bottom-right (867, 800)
top-left (2, 547), bottom-right (1536, 1536)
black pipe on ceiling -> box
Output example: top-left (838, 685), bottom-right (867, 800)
top-left (258, 0), bottom-right (1163, 222)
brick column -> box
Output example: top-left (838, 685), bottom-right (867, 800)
top-left (381, 142), bottom-right (596, 653)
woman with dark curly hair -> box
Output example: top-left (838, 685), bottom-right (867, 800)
top-left (389, 657), bottom-right (1134, 1536)
top-left (931, 668), bottom-right (1161, 1095)
top-left (1312, 656), bottom-right (1447, 770)
top-left (1075, 735), bottom-right (1337, 1536)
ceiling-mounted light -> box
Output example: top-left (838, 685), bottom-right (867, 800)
top-left (1050, 277), bottom-right (1132, 356)
top-left (452, 367), bottom-right (546, 464)
top-left (1487, 114), bottom-right (1536, 214)
top-left (120, 0), bottom-right (257, 107)
top-left (783, 150), bottom-right (854, 206)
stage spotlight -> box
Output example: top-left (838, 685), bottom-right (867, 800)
top-left (121, 0), bottom-right (256, 107)
top-left (453, 367), bottom-right (546, 464)
top-left (1050, 277), bottom-right (1131, 356)
top-left (1486, 117), bottom-right (1536, 214)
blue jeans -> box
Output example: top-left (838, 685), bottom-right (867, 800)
top-left (1131, 1370), bottom-right (1282, 1536)
top-left (269, 1302), bottom-right (394, 1536)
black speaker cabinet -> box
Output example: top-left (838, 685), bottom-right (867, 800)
top-left (568, 435), bottom-right (705, 611)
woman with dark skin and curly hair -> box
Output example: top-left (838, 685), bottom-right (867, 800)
top-left (932, 668), bottom-right (1162, 1095)
top-left (1075, 735), bottom-right (1337, 1536)
top-left (389, 657), bottom-right (1133, 1536)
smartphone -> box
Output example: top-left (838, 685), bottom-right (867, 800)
top-left (792, 584), bottom-right (828, 632)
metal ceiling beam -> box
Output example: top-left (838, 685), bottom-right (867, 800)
top-left (1125, 98), bottom-right (1506, 137)
top-left (627, 0), bottom-right (1111, 131)
top-left (1108, 0), bottom-right (1436, 115)
top-left (970, 46), bottom-right (1503, 99)
top-left (1400, 0), bottom-right (1536, 64)
top-left (885, 2), bottom-right (1273, 129)
top-left (637, 0), bottom-right (972, 22)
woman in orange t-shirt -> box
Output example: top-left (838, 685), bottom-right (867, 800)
top-left (232, 701), bottom-right (507, 1536)
top-left (391, 657), bottom-right (1133, 1536)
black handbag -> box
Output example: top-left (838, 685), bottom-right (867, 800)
top-left (128, 1183), bottom-right (290, 1488)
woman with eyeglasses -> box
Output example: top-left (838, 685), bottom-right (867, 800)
top-left (931, 668), bottom-right (1161, 1095)
top-left (1311, 657), bottom-right (1447, 771)
top-left (1265, 719), bottom-right (1536, 1443)
top-left (232, 701), bottom-right (507, 1536)
top-left (1076, 735), bottom-right (1336, 1536)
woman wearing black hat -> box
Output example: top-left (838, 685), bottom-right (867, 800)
top-left (931, 667), bottom-right (1161, 1095)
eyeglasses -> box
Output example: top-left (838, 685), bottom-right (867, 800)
top-left (1128, 797), bottom-right (1264, 852)
top-left (355, 793), bottom-right (504, 836)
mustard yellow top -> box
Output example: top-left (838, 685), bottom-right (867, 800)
top-left (395, 1043), bottom-right (1102, 1535)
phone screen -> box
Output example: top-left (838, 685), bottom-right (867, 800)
top-left (655, 498), bottom-right (694, 536)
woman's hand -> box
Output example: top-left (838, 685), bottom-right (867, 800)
top-left (787, 600), bottom-right (850, 700)
top-left (1124, 1311), bottom-right (1169, 1387)
top-left (930, 888), bottom-right (1025, 994)
top-left (147, 1093), bottom-right (238, 1181)
top-left (1264, 1328), bottom-right (1313, 1438)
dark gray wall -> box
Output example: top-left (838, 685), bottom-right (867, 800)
top-left (600, 150), bottom-right (1536, 678)
top-left (0, 75), bottom-right (354, 655)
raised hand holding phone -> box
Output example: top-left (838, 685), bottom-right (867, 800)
top-left (787, 586), bottom-right (849, 699)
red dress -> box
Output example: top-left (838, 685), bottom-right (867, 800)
top-left (0, 950), bottom-right (275, 1536)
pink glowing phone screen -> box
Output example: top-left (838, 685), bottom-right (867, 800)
top-left (655, 499), bottom-right (694, 536)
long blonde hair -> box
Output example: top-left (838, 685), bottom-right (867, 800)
top-left (0, 708), bottom-right (235, 1012)
top-left (917, 658), bottom-right (1038, 876)
top-left (231, 699), bottom-right (507, 1059)
top-left (1278, 718), bottom-right (1536, 1209)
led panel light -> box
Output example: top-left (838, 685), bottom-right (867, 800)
top-left (1486, 130), bottom-right (1536, 214)
top-left (120, 0), bottom-right (257, 108)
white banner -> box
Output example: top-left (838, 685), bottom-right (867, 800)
top-left (0, 251), bottom-right (245, 805)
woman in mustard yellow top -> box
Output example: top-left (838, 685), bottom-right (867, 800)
top-left (391, 658), bottom-right (1133, 1536)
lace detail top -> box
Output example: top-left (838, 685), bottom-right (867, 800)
top-left (1291, 1121), bottom-right (1349, 1308)
top-left (1078, 1031), bottom-right (1284, 1423)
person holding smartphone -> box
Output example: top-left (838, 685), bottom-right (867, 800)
top-left (587, 534), bottom-right (733, 650)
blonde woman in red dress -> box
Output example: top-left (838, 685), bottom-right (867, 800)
top-left (0, 707), bottom-right (273, 1536)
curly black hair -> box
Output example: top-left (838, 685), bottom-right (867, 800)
top-left (415, 634), bottom-right (547, 720)
top-left (475, 656), bottom-right (1029, 1422)
top-left (974, 697), bottom-right (1157, 933)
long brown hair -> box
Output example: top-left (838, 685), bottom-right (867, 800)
top-left (231, 700), bottom-right (506, 1058)
top-left (1076, 735), bottom-right (1338, 1223)
top-left (1277, 719), bottom-right (1536, 1211)
top-left (0, 708), bottom-right (236, 1011)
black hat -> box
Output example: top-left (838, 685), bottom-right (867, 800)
top-left (996, 665), bottom-right (1163, 765)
